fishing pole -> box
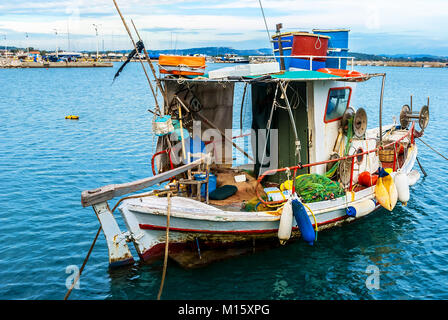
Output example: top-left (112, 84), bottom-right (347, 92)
top-left (131, 19), bottom-right (169, 110)
top-left (112, 0), bottom-right (161, 114)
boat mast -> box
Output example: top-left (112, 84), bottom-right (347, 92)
top-left (93, 24), bottom-right (101, 60)
top-left (379, 73), bottom-right (386, 145)
top-left (258, 0), bottom-right (275, 56)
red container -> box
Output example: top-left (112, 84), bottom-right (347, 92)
top-left (291, 33), bottom-right (329, 62)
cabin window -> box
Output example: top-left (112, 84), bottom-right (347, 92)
top-left (324, 87), bottom-right (352, 123)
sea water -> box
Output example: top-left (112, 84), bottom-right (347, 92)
top-left (0, 63), bottom-right (447, 300)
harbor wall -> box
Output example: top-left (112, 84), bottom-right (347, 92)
top-left (349, 60), bottom-right (447, 68)
top-left (0, 60), bottom-right (113, 69)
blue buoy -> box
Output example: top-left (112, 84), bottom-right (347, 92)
top-left (346, 206), bottom-right (357, 217)
top-left (291, 199), bottom-right (315, 245)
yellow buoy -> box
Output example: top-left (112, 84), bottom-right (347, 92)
top-left (65, 115), bottom-right (79, 120)
top-left (375, 177), bottom-right (391, 211)
top-left (375, 168), bottom-right (398, 211)
top-left (383, 174), bottom-right (398, 210)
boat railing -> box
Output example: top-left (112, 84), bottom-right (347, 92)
top-left (249, 55), bottom-right (356, 71)
top-left (255, 122), bottom-right (416, 206)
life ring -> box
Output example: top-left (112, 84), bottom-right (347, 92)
top-left (317, 68), bottom-right (365, 80)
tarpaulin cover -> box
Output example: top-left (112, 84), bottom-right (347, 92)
top-left (155, 81), bottom-right (235, 172)
top-left (158, 55), bottom-right (206, 68)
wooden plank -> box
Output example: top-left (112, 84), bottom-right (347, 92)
top-left (92, 202), bottom-right (134, 267)
top-left (81, 157), bottom-right (207, 207)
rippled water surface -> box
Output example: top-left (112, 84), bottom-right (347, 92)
top-left (0, 63), bottom-right (447, 300)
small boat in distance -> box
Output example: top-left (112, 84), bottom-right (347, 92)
top-left (215, 53), bottom-right (249, 63)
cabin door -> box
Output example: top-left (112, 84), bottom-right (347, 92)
top-left (251, 82), bottom-right (309, 184)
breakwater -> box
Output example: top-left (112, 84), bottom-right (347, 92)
top-left (0, 60), bottom-right (113, 69)
top-left (349, 60), bottom-right (447, 68)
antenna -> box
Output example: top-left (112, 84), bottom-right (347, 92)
top-left (174, 34), bottom-right (178, 55)
top-left (53, 28), bottom-right (59, 57)
top-left (92, 24), bottom-right (102, 60)
top-left (111, 31), bottom-right (114, 51)
top-left (25, 32), bottom-right (29, 53)
top-left (258, 0), bottom-right (274, 55)
top-left (67, 21), bottom-right (71, 51)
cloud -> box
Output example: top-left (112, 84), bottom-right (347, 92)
top-left (0, 0), bottom-right (447, 54)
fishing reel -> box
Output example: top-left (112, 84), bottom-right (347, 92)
top-left (353, 108), bottom-right (367, 138)
top-left (400, 103), bottom-right (429, 131)
top-left (341, 107), bottom-right (368, 138)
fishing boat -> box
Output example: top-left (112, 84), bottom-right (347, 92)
top-left (80, 20), bottom-right (431, 269)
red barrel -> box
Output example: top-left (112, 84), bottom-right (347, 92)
top-left (291, 33), bottom-right (329, 62)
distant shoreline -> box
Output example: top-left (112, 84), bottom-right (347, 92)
top-left (349, 60), bottom-right (447, 68)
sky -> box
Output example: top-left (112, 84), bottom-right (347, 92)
top-left (1, 0), bottom-right (448, 56)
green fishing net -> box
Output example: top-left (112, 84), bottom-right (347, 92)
top-left (295, 173), bottom-right (345, 203)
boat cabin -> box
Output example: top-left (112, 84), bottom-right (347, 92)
top-left (155, 70), bottom-right (377, 191)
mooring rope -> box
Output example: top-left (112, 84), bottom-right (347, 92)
top-left (63, 226), bottom-right (102, 300)
top-left (64, 191), bottom-right (161, 300)
top-left (418, 137), bottom-right (448, 161)
top-left (157, 192), bottom-right (172, 300)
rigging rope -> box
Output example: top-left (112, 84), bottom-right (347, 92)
top-left (240, 83), bottom-right (248, 135)
top-left (63, 227), bottom-right (102, 300)
top-left (417, 137), bottom-right (448, 161)
top-left (157, 192), bottom-right (172, 300)
top-left (301, 201), bottom-right (318, 242)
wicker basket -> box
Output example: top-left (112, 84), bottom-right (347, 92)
top-left (379, 148), bottom-right (395, 162)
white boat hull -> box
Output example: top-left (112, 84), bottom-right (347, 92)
top-left (117, 140), bottom-right (419, 263)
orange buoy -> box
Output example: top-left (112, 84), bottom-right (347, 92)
top-left (358, 171), bottom-right (378, 187)
top-left (317, 68), bottom-right (365, 80)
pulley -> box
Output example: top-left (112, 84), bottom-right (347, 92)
top-left (353, 107), bottom-right (368, 138)
top-left (338, 158), bottom-right (353, 187)
top-left (341, 107), bottom-right (356, 133)
top-left (189, 97), bottom-right (203, 112)
top-left (399, 104), bottom-right (430, 130)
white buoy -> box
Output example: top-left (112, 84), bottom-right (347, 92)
top-left (395, 171), bottom-right (410, 205)
top-left (349, 199), bottom-right (376, 218)
top-left (408, 170), bottom-right (421, 186)
top-left (389, 176), bottom-right (398, 211)
top-left (278, 199), bottom-right (293, 245)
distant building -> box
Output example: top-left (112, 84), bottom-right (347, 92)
top-left (0, 49), bottom-right (14, 57)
